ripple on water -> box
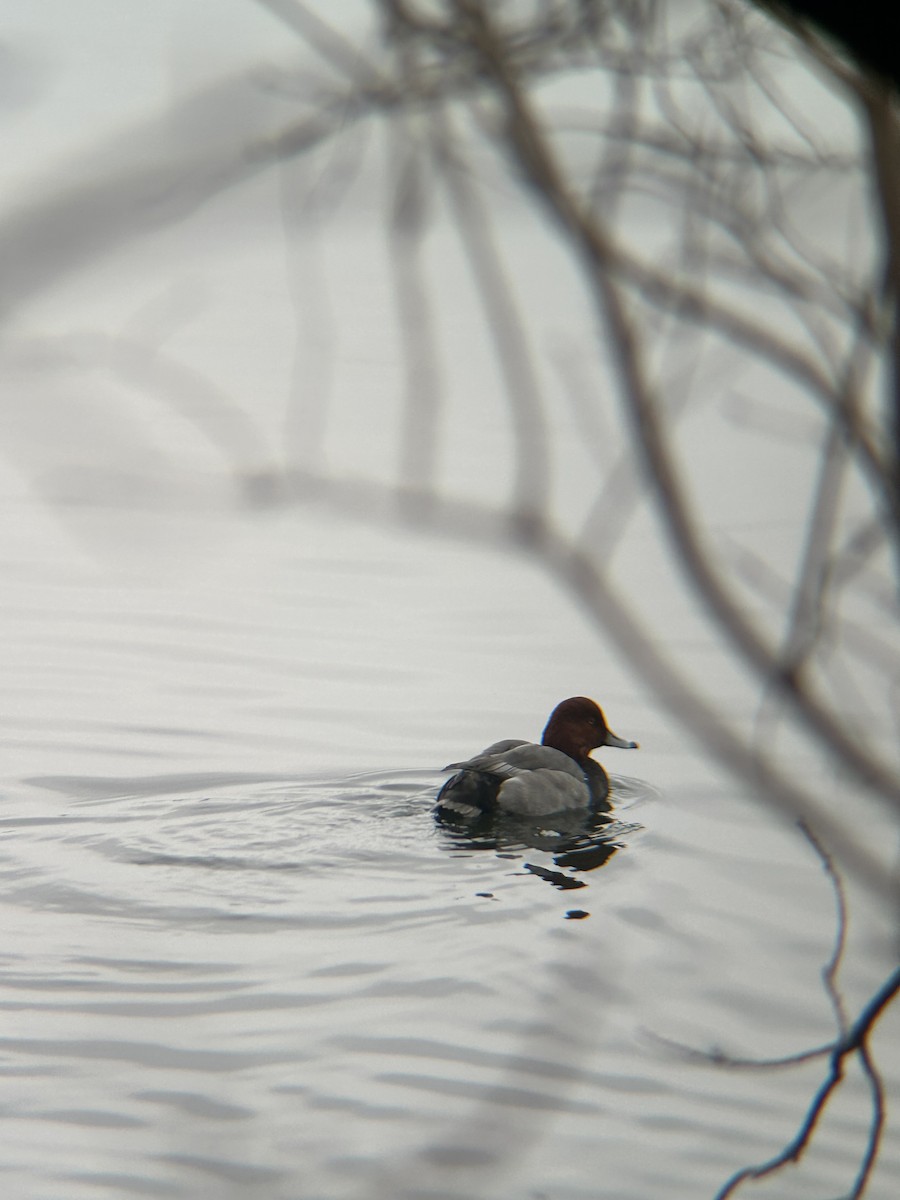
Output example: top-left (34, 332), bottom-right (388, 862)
top-left (2, 770), bottom-right (897, 1200)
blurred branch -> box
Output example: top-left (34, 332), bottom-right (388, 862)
top-left (715, 964), bottom-right (900, 1199)
top-left (278, 462), bottom-right (897, 897)
top-left (444, 0), bottom-right (900, 810)
top-left (387, 113), bottom-right (445, 500)
top-left (860, 86), bottom-right (900, 512)
top-left (252, 0), bottom-right (384, 87)
top-left (3, 11), bottom-right (898, 1185)
top-left (433, 109), bottom-right (553, 522)
top-left (0, 72), bottom-right (350, 323)
top-left (646, 818), bottom-right (896, 1200)
top-left (2, 0), bottom-right (895, 859)
top-left (755, 2), bottom-right (900, 90)
top-left (756, 3), bottom-right (900, 518)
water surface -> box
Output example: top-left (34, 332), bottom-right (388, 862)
top-left (2, 8), bottom-right (898, 1194)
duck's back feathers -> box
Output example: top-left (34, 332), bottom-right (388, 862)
top-left (445, 743), bottom-right (584, 781)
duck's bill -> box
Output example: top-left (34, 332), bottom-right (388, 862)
top-left (605, 731), bottom-right (639, 749)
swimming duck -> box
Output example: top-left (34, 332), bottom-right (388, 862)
top-left (435, 696), bottom-right (637, 820)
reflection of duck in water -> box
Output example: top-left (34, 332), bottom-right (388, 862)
top-left (435, 697), bottom-right (638, 822)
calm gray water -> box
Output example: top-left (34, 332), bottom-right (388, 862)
top-left (2, 6), bottom-right (899, 1196)
top-left (2, 514), bottom-right (898, 1200)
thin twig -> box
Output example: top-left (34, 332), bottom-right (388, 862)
top-left (714, 966), bottom-right (900, 1199)
top-left (797, 820), bottom-right (849, 1032)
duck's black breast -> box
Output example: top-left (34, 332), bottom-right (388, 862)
top-left (582, 758), bottom-right (612, 808)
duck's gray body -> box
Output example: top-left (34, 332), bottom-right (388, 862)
top-left (434, 697), bottom-right (637, 822)
top-left (437, 742), bottom-right (593, 818)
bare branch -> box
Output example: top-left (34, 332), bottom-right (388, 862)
top-left (447, 0), bottom-right (900, 810)
top-left (714, 966), bottom-right (900, 1199)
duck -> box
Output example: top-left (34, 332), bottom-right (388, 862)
top-left (435, 696), bottom-right (638, 820)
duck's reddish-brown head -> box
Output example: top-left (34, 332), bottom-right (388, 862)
top-left (541, 696), bottom-right (638, 761)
